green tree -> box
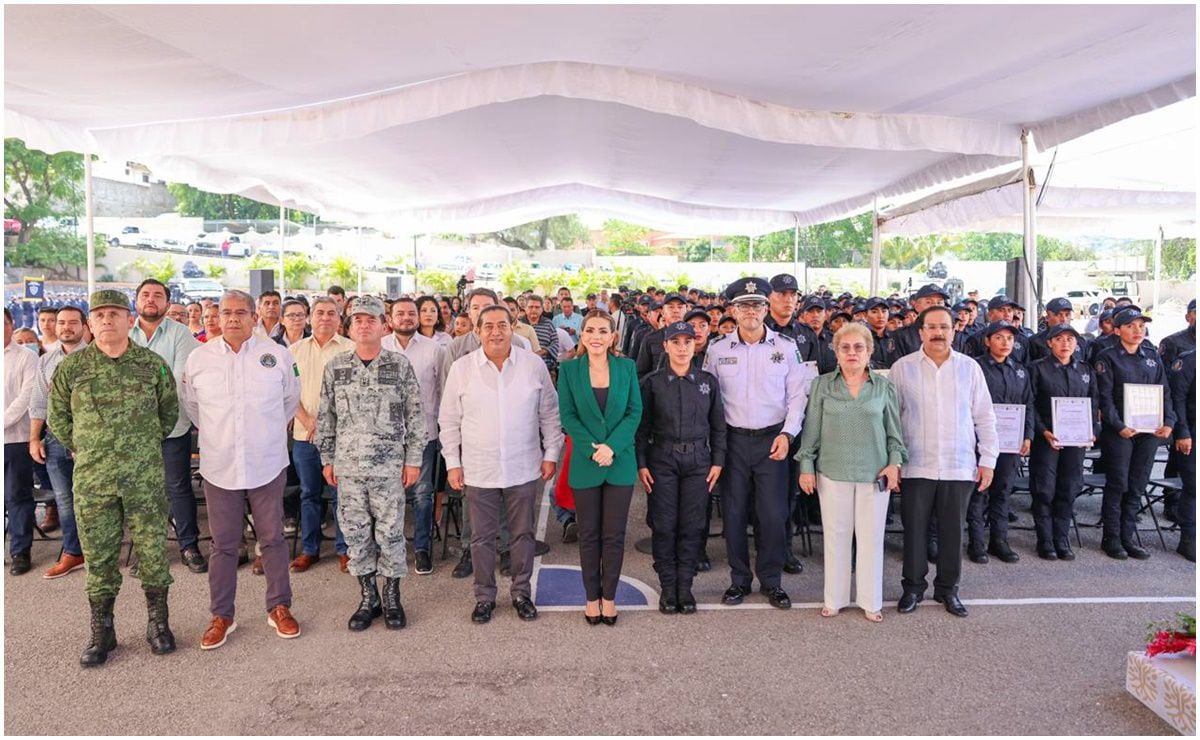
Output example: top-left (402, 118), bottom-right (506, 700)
top-left (880, 237), bottom-right (922, 269)
top-left (479, 215), bottom-right (590, 251)
top-left (323, 255), bottom-right (358, 289)
top-left (284, 254), bottom-right (318, 289)
top-left (597, 219), bottom-right (652, 256)
top-left (675, 238), bottom-right (726, 263)
top-left (4, 139), bottom-right (85, 244)
top-left (167, 183), bottom-right (312, 223)
top-left (5, 230), bottom-right (107, 280)
top-left (499, 262), bottom-right (536, 294)
top-left (1145, 237), bottom-right (1197, 280)
top-left (416, 269), bottom-right (459, 295)
top-left (207, 263), bottom-right (227, 280)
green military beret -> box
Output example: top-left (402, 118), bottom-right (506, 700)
top-left (89, 289), bottom-right (131, 311)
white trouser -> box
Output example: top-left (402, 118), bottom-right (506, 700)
top-left (817, 475), bottom-right (890, 613)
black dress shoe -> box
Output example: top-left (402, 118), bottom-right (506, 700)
top-left (512, 597), bottom-right (538, 621)
top-left (414, 550), bottom-right (433, 575)
top-left (182, 548), bottom-right (208, 574)
top-left (471, 601), bottom-right (495, 624)
top-left (9, 551), bottom-right (31, 576)
top-left (926, 541), bottom-right (939, 562)
top-left (934, 594), bottom-right (968, 617)
top-left (988, 541), bottom-right (1020, 563)
top-left (1056, 547), bottom-right (1076, 561)
top-left (783, 554), bottom-right (803, 574)
top-left (897, 591), bottom-right (922, 613)
top-left (1177, 539), bottom-right (1196, 563)
top-left (677, 589), bottom-right (697, 615)
top-left (761, 586), bottom-right (791, 610)
top-left (721, 585), bottom-right (750, 605)
top-left (696, 554), bottom-right (712, 573)
top-left (1101, 539), bottom-right (1128, 560)
top-left (1122, 541), bottom-right (1151, 560)
top-left (659, 594), bottom-right (679, 614)
top-left (968, 550), bottom-right (989, 564)
top-left (1037, 549), bottom-right (1059, 561)
top-left (452, 550), bottom-right (473, 578)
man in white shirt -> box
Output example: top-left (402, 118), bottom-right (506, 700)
top-left (253, 290), bottom-right (284, 341)
top-left (439, 305), bottom-right (563, 624)
top-left (888, 305), bottom-right (998, 618)
top-left (182, 289), bottom-right (302, 650)
top-left (5, 307), bottom-right (40, 575)
top-left (383, 297), bottom-right (446, 575)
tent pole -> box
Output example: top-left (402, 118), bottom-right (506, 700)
top-left (357, 226), bottom-right (364, 295)
top-left (792, 216), bottom-right (800, 284)
top-left (1152, 225), bottom-right (1163, 315)
top-left (84, 153), bottom-right (95, 299)
top-left (278, 204), bottom-right (287, 293)
top-left (870, 196), bottom-right (881, 296)
top-left (749, 235), bottom-right (754, 265)
top-left (1021, 131), bottom-right (1038, 331)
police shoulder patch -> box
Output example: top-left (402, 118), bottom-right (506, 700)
top-left (1174, 359), bottom-right (1184, 371)
top-left (1095, 361), bottom-right (1106, 374)
top-left (259, 353), bottom-right (277, 368)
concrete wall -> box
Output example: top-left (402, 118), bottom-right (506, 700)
top-left (93, 178), bottom-right (177, 218)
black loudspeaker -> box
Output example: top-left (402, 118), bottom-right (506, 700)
top-left (1005, 257), bottom-right (1043, 313)
top-left (249, 269), bottom-right (275, 299)
top-left (386, 276), bottom-right (402, 299)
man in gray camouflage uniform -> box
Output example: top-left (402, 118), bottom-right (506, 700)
top-left (317, 296), bottom-right (425, 631)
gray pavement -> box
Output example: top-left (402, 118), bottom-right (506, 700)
top-left (5, 483), bottom-right (1194, 735)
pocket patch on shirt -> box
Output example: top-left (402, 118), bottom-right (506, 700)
top-left (377, 364), bottom-right (401, 385)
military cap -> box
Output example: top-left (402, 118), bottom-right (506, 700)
top-left (769, 274), bottom-right (800, 292)
top-left (663, 321), bottom-right (696, 341)
top-left (864, 297), bottom-right (888, 312)
top-left (984, 321), bottom-right (1019, 338)
top-left (987, 295), bottom-right (1019, 311)
top-left (89, 289), bottom-right (131, 312)
top-left (662, 291), bottom-right (689, 305)
top-left (350, 295), bottom-right (386, 317)
top-left (1045, 297), bottom-right (1073, 313)
top-left (683, 308), bottom-right (710, 324)
top-left (1045, 323), bottom-right (1082, 341)
top-left (724, 277), bottom-right (771, 303)
top-left (1113, 307), bottom-right (1152, 327)
top-left (912, 284), bottom-right (950, 301)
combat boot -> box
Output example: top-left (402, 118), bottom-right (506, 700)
top-left (348, 573), bottom-right (381, 631)
top-left (144, 588), bottom-right (176, 655)
top-left (382, 577), bottom-right (407, 630)
top-left (80, 597), bottom-right (117, 667)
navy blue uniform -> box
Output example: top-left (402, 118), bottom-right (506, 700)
top-left (869, 328), bottom-right (901, 370)
top-left (1159, 327), bottom-right (1196, 366)
top-left (1029, 327), bottom-right (1089, 364)
top-left (966, 328), bottom-right (1029, 365)
top-left (892, 322), bottom-right (921, 358)
top-left (1028, 356), bottom-right (1099, 554)
top-left (1168, 349), bottom-right (1195, 557)
top-left (635, 327), bottom-right (668, 376)
top-left (968, 354), bottom-right (1035, 552)
top-left (1094, 343), bottom-right (1177, 549)
top-left (636, 367), bottom-right (727, 599)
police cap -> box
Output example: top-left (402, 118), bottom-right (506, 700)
top-left (683, 308), bottom-right (710, 324)
top-left (864, 297), bottom-right (888, 312)
top-left (984, 321), bottom-right (1019, 339)
top-left (1113, 308), bottom-right (1152, 327)
top-left (663, 321), bottom-right (696, 341)
top-left (912, 284), bottom-right (950, 301)
top-left (769, 274), bottom-right (799, 292)
top-left (1045, 323), bottom-right (1082, 341)
top-left (1045, 297), bottom-right (1073, 313)
top-left (724, 277), bottom-right (771, 304)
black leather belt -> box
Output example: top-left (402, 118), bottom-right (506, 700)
top-left (727, 422), bottom-right (784, 438)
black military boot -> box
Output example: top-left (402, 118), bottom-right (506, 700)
top-left (80, 597), bottom-right (117, 667)
top-left (144, 588), bottom-right (176, 655)
top-left (382, 577), bottom-right (407, 630)
top-left (348, 573), bottom-right (381, 631)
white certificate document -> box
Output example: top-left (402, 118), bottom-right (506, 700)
top-left (993, 404), bottom-right (1026, 454)
top-left (1124, 383), bottom-right (1164, 433)
top-left (1051, 397), bottom-right (1094, 447)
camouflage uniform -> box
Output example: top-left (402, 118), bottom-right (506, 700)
top-left (47, 326), bottom-right (178, 600)
top-left (316, 349), bottom-right (426, 578)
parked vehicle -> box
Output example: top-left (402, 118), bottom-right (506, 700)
top-left (477, 261), bottom-right (502, 281)
top-left (171, 277), bottom-right (224, 301)
top-left (926, 261), bottom-right (948, 279)
top-left (108, 225), bottom-right (142, 247)
top-left (180, 260), bottom-right (205, 279)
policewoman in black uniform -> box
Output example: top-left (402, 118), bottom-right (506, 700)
top-left (636, 321), bottom-right (727, 614)
top-left (1028, 324), bottom-right (1098, 560)
top-left (1168, 347), bottom-right (1195, 561)
top-left (1093, 308), bottom-right (1176, 560)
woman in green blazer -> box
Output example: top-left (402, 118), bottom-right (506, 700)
top-left (557, 312), bottom-right (643, 625)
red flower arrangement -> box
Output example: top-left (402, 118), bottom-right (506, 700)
top-left (1146, 613), bottom-right (1197, 658)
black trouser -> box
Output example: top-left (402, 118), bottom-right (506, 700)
top-left (4, 442), bottom-right (35, 557)
top-left (1029, 439), bottom-right (1085, 551)
top-left (966, 452), bottom-right (1020, 548)
top-left (575, 483), bottom-right (634, 601)
top-left (1099, 432), bottom-right (1159, 543)
top-left (900, 478), bottom-right (973, 598)
top-left (722, 430), bottom-right (788, 590)
top-left (1177, 445), bottom-right (1196, 545)
top-left (647, 444), bottom-right (710, 595)
top-left (162, 432), bottom-right (200, 553)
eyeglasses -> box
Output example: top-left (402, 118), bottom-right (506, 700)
top-left (837, 343), bottom-right (868, 354)
top-left (732, 302), bottom-right (767, 311)
top-left (283, 313), bottom-right (307, 320)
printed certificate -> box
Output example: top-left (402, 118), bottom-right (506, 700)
top-left (993, 404), bottom-right (1026, 454)
top-left (1051, 397), bottom-right (1094, 447)
top-left (1123, 384), bottom-right (1164, 433)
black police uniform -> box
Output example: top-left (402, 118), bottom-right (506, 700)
top-left (892, 321), bottom-right (922, 358)
top-left (1159, 327), bottom-right (1196, 367)
top-left (635, 326), bottom-right (669, 376)
top-left (636, 364), bottom-right (727, 610)
top-left (1168, 349), bottom-right (1196, 560)
top-left (627, 316), bottom-right (654, 360)
top-left (968, 349), bottom-right (1035, 559)
top-left (1094, 341), bottom-right (1177, 557)
top-left (1028, 352), bottom-right (1098, 557)
top-left (869, 327), bottom-right (901, 369)
top-left (1030, 327), bottom-right (1088, 363)
top-left (965, 325), bottom-right (1029, 365)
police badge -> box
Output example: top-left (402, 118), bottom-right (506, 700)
top-left (770, 351), bottom-right (784, 364)
top-left (699, 382), bottom-right (710, 395)
top-left (259, 353), bottom-right (277, 368)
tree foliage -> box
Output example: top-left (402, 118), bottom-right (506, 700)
top-left (1144, 237), bottom-right (1197, 280)
top-left (284, 254), bottom-right (319, 289)
top-left (416, 269), bottom-right (459, 295)
top-left (166, 182), bottom-right (312, 223)
top-left (4, 139), bottom-right (84, 244)
top-left (478, 215), bottom-right (590, 251)
top-left (322, 255), bottom-right (358, 289)
top-left (5, 230), bottom-right (107, 280)
top-left (597, 219), bottom-right (652, 256)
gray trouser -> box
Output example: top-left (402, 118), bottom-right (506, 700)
top-left (464, 478), bottom-right (540, 603)
top-left (338, 476), bottom-right (407, 579)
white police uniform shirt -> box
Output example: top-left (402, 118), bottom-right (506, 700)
top-left (701, 327), bottom-right (815, 437)
top-left (382, 331), bottom-right (446, 443)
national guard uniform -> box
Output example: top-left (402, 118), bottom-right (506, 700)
top-left (316, 297), bottom-right (427, 631)
top-left (1094, 308), bottom-right (1176, 559)
top-left (1168, 348), bottom-right (1195, 561)
top-left (1028, 324), bottom-right (1098, 559)
top-left (702, 278), bottom-right (815, 609)
top-left (48, 290), bottom-right (179, 666)
top-left (1028, 298), bottom-right (1089, 363)
top-left (967, 323), bottom-right (1035, 563)
top-left (636, 322), bottom-right (727, 613)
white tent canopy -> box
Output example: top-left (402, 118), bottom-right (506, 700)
top-left (5, 5), bottom-right (1196, 235)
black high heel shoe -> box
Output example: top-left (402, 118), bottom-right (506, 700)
top-left (600, 614), bottom-right (618, 626)
top-left (585, 613), bottom-right (602, 626)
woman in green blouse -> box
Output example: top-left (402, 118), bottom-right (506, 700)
top-left (796, 322), bottom-right (907, 622)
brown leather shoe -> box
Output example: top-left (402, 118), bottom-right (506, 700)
top-left (200, 616), bottom-right (236, 650)
top-left (43, 553), bottom-right (85, 579)
top-left (338, 554), bottom-right (350, 573)
top-left (38, 506), bottom-right (60, 533)
top-left (251, 556), bottom-right (264, 576)
top-left (289, 553), bottom-right (319, 572)
top-left (267, 604), bottom-right (300, 639)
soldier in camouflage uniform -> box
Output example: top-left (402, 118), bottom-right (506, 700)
top-left (47, 290), bottom-right (179, 666)
top-left (317, 296), bottom-right (426, 631)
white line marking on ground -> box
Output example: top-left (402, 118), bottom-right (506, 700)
top-left (529, 481), bottom-right (553, 600)
top-left (534, 595), bottom-right (1195, 612)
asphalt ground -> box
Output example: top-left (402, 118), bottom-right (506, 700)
top-left (4, 479), bottom-right (1194, 736)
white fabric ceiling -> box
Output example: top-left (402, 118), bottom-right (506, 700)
top-left (5, 5), bottom-right (1196, 235)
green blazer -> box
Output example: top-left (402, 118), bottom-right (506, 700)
top-left (557, 355), bottom-right (643, 488)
